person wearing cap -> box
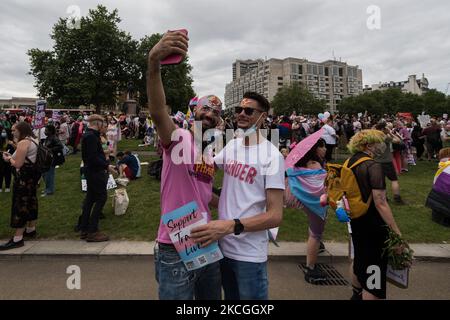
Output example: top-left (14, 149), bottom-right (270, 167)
top-left (77, 114), bottom-right (114, 242)
top-left (147, 31), bottom-right (222, 300)
top-left (191, 92), bottom-right (285, 300)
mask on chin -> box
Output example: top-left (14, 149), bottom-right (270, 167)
top-left (238, 113), bottom-right (264, 137)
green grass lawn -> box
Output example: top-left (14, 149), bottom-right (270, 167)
top-left (0, 138), bottom-right (448, 243)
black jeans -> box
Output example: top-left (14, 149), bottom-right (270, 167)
top-left (79, 169), bottom-right (108, 233)
top-left (0, 161), bottom-right (12, 189)
top-left (325, 144), bottom-right (335, 161)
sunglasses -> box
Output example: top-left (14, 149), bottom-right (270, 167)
top-left (234, 106), bottom-right (262, 116)
top-left (201, 105), bottom-right (221, 116)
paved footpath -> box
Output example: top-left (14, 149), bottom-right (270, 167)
top-left (0, 257), bottom-right (449, 300)
top-left (0, 240), bottom-right (448, 300)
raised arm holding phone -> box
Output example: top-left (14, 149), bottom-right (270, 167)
top-left (147, 30), bottom-right (223, 300)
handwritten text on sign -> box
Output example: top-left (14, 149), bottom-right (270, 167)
top-left (162, 201), bottom-right (223, 271)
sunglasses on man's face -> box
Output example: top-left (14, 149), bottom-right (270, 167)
top-left (234, 106), bottom-right (262, 116)
top-left (201, 105), bottom-right (221, 116)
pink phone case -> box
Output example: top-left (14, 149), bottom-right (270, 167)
top-left (160, 29), bottom-right (188, 65)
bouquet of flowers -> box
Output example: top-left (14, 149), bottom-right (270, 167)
top-left (383, 227), bottom-right (414, 270)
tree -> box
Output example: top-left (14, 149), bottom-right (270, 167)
top-left (271, 82), bottom-right (326, 115)
top-left (421, 89), bottom-right (448, 116)
top-left (28, 5), bottom-right (140, 113)
top-left (136, 34), bottom-right (195, 113)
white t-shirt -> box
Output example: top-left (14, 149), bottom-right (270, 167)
top-left (353, 121), bottom-right (362, 132)
top-left (59, 122), bottom-right (70, 141)
top-left (321, 124), bottom-right (336, 145)
top-left (214, 137), bottom-right (285, 263)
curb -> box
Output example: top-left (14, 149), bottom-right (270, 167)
top-left (0, 241), bottom-right (449, 262)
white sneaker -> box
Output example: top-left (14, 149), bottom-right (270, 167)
top-left (5, 188), bottom-right (10, 193)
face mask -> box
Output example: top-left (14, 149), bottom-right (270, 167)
top-left (242, 113), bottom-right (264, 137)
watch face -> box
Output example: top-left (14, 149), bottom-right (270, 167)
top-left (234, 220), bottom-right (244, 235)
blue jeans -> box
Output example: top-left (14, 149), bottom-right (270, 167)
top-left (43, 166), bottom-right (56, 194)
top-left (154, 243), bottom-right (222, 300)
top-left (221, 257), bottom-right (268, 300)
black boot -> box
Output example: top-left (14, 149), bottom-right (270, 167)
top-left (0, 238), bottom-right (25, 251)
top-left (350, 286), bottom-right (363, 300)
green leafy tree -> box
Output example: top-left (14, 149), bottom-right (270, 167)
top-left (28, 5), bottom-right (140, 113)
top-left (271, 82), bottom-right (326, 115)
top-left (421, 89), bottom-right (448, 115)
top-left (136, 34), bottom-right (195, 113)
top-left (339, 88), bottom-right (449, 116)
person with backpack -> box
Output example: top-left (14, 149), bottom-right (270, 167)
top-left (334, 129), bottom-right (403, 300)
top-left (0, 122), bottom-right (41, 250)
top-left (41, 124), bottom-right (64, 197)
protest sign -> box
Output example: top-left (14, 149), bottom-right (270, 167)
top-left (162, 201), bottom-right (223, 271)
top-left (34, 100), bottom-right (46, 129)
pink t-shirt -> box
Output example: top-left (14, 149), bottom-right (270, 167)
top-left (157, 128), bottom-right (215, 244)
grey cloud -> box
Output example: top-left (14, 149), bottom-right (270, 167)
top-left (0, 0), bottom-right (449, 100)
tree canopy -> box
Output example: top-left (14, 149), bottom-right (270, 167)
top-left (28, 5), bottom-right (195, 113)
top-left (271, 82), bottom-right (326, 115)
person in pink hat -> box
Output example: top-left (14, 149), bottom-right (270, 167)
top-left (147, 31), bottom-right (223, 300)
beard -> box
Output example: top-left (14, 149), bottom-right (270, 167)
top-left (195, 113), bottom-right (217, 131)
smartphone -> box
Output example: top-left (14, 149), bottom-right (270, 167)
top-left (160, 29), bottom-right (188, 65)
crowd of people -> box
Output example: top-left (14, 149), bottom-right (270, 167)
top-left (0, 30), bottom-right (449, 301)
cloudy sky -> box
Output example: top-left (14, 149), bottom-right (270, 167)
top-left (1, 0), bottom-right (449, 102)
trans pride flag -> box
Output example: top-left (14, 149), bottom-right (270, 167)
top-left (285, 168), bottom-right (328, 220)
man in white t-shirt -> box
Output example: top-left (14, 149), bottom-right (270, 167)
top-left (191, 92), bottom-right (285, 300)
top-left (321, 118), bottom-right (338, 161)
top-left (353, 117), bottom-right (362, 133)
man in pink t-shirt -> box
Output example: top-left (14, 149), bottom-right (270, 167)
top-left (147, 31), bottom-right (222, 300)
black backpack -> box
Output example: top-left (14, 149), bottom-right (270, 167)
top-left (27, 138), bottom-right (54, 173)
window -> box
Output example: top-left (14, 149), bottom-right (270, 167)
top-left (291, 64), bottom-right (297, 74)
top-left (325, 67), bottom-right (329, 76)
top-left (339, 68), bottom-right (343, 77)
top-left (307, 64), bottom-right (313, 74)
top-left (278, 82), bottom-right (283, 86)
top-left (299, 65), bottom-right (303, 74)
top-left (318, 65), bottom-right (324, 75)
top-left (333, 66), bottom-right (339, 76)
top-left (278, 76), bottom-right (283, 80)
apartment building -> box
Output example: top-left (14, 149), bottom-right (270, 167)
top-left (225, 58), bottom-right (363, 112)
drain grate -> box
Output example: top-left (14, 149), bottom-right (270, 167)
top-left (299, 263), bottom-right (349, 286)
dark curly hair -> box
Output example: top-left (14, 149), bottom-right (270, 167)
top-left (294, 138), bottom-right (326, 168)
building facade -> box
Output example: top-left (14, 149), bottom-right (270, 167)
top-left (0, 97), bottom-right (37, 109)
top-left (363, 74), bottom-right (429, 95)
top-left (225, 58), bottom-right (363, 112)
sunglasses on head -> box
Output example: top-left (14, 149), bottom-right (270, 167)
top-left (234, 106), bottom-right (262, 116)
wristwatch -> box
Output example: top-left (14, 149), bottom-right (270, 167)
top-left (233, 219), bottom-right (244, 235)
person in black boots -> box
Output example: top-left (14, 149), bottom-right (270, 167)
top-left (78, 114), bottom-right (114, 242)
